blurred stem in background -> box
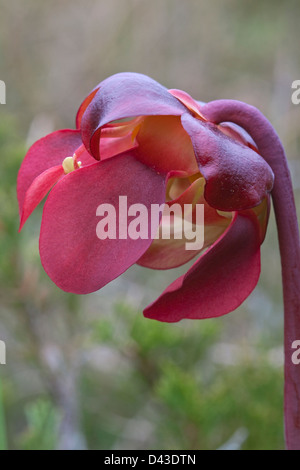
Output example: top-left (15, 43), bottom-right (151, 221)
top-left (0, 376), bottom-right (7, 450)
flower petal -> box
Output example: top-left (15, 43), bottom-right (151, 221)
top-left (99, 119), bottom-right (142, 160)
top-left (19, 165), bottom-right (64, 231)
top-left (76, 85), bottom-right (101, 129)
top-left (144, 212), bottom-right (261, 322)
top-left (137, 177), bottom-right (230, 269)
top-left (100, 133), bottom-right (138, 161)
top-left (250, 196), bottom-right (270, 243)
top-left (17, 129), bottom-right (94, 217)
top-left (195, 100), bottom-right (258, 149)
top-left (134, 116), bottom-right (198, 175)
top-left (218, 122), bottom-right (258, 150)
top-left (168, 89), bottom-right (205, 119)
top-left (39, 153), bottom-right (166, 294)
top-left (80, 72), bottom-right (188, 159)
top-left (181, 113), bottom-right (274, 211)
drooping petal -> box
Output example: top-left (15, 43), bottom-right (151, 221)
top-left (19, 165), bottom-right (64, 231)
top-left (17, 129), bottom-right (95, 216)
top-left (80, 72), bottom-right (189, 159)
top-left (134, 115), bottom-right (198, 175)
top-left (137, 177), bottom-right (230, 269)
top-left (181, 113), bottom-right (274, 211)
top-left (39, 153), bottom-right (166, 294)
top-left (144, 212), bottom-right (261, 322)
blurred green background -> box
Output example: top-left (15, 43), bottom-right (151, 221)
top-left (0, 0), bottom-right (300, 450)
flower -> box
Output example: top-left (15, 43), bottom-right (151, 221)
top-left (18, 72), bottom-right (274, 323)
top-left (18, 74), bottom-right (300, 449)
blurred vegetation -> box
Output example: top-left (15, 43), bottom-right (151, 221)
top-left (0, 0), bottom-right (299, 450)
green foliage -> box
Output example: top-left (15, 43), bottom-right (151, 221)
top-left (82, 303), bottom-right (284, 450)
top-left (18, 399), bottom-right (60, 450)
top-left (0, 114), bottom-right (25, 285)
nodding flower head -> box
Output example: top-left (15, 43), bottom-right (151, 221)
top-left (18, 72), bottom-right (300, 450)
top-left (18, 72), bottom-right (273, 323)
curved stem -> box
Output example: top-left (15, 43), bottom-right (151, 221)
top-left (202, 100), bottom-right (300, 450)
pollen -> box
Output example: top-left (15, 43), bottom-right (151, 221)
top-left (62, 156), bottom-right (75, 174)
top-left (62, 155), bottom-right (82, 174)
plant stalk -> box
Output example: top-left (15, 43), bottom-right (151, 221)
top-left (202, 100), bottom-right (300, 450)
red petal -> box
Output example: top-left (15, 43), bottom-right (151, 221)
top-left (134, 115), bottom-right (198, 175)
top-left (250, 196), bottom-right (270, 243)
top-left (100, 134), bottom-right (138, 160)
top-left (39, 154), bottom-right (166, 294)
top-left (181, 113), bottom-right (274, 211)
top-left (76, 85), bottom-right (101, 128)
top-left (196, 99), bottom-right (258, 150)
top-left (144, 212), bottom-right (261, 322)
top-left (168, 89), bottom-right (205, 119)
top-left (137, 177), bottom-right (230, 269)
top-left (17, 129), bottom-right (94, 217)
top-left (19, 165), bottom-right (64, 231)
top-left (99, 119), bottom-right (142, 160)
top-left (80, 72), bottom-right (188, 159)
top-left (218, 122), bottom-right (258, 150)
top-left (100, 119), bottom-right (143, 138)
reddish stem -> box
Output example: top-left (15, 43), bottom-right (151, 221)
top-left (202, 100), bottom-right (300, 450)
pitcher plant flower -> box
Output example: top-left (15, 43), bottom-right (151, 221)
top-left (17, 73), bottom-right (300, 449)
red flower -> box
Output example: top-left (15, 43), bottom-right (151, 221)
top-left (18, 73), bottom-right (300, 449)
top-left (18, 73), bottom-right (274, 323)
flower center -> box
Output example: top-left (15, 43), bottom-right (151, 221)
top-left (62, 153), bottom-right (82, 174)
